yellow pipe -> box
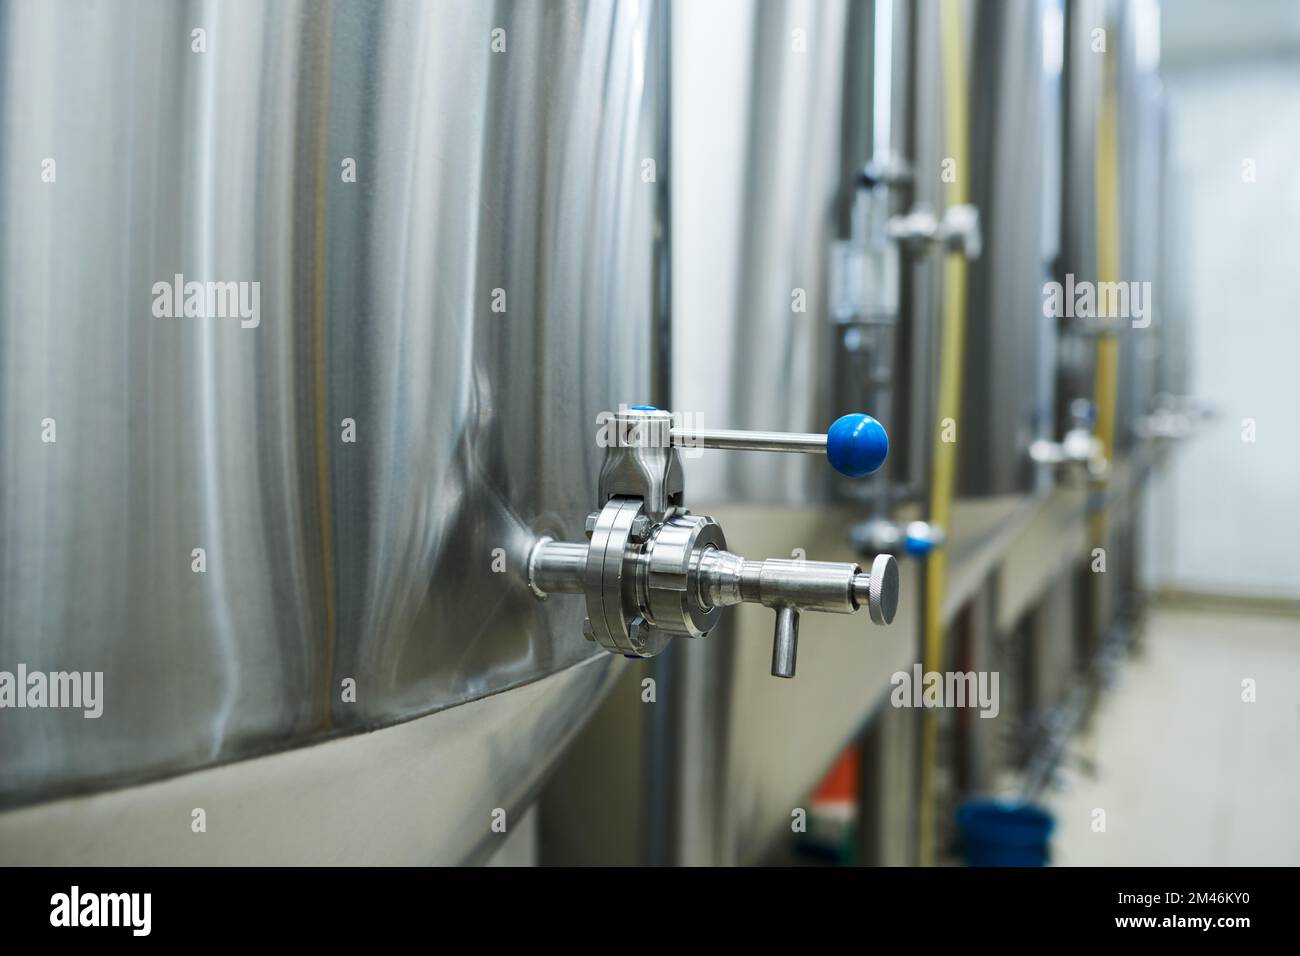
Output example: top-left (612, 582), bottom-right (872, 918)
top-left (917, 0), bottom-right (970, 868)
top-left (1086, 32), bottom-right (1121, 723)
top-left (1093, 48), bottom-right (1121, 467)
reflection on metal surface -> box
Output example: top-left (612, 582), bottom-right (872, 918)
top-left (0, 654), bottom-right (620, 865)
top-left (1056, 0), bottom-right (1107, 437)
top-left (959, 0), bottom-right (1060, 498)
top-left (0, 0), bottom-right (667, 807)
top-left (675, 0), bottom-right (855, 505)
top-left (1114, 0), bottom-right (1167, 457)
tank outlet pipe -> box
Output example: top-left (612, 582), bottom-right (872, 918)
top-left (526, 406), bottom-right (899, 678)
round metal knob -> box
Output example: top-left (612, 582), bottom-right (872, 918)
top-left (858, 553), bottom-right (900, 626)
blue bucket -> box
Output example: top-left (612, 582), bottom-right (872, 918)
top-left (957, 800), bottom-right (1055, 867)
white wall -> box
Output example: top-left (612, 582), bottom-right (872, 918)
top-left (1144, 60), bottom-right (1300, 600)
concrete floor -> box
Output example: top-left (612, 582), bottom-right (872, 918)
top-left (1045, 606), bottom-right (1300, 866)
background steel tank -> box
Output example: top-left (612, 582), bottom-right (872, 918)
top-left (541, 0), bottom-right (921, 866)
top-left (1039, 0), bottom-right (1166, 723)
top-left (673, 0), bottom-right (860, 505)
top-left (1056, 0), bottom-right (1108, 438)
top-left (0, 0), bottom-right (668, 864)
top-left (1114, 0), bottom-right (1166, 458)
top-left (957, 0), bottom-right (1062, 498)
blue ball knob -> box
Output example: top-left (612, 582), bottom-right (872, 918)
top-left (904, 532), bottom-right (935, 557)
top-left (826, 413), bottom-right (888, 478)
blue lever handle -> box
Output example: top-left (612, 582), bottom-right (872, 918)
top-left (904, 532), bottom-right (936, 557)
top-left (826, 413), bottom-right (889, 478)
top-left (622, 405), bottom-right (888, 478)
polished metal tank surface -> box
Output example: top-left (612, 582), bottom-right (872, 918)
top-left (0, 653), bottom-right (622, 865)
top-left (542, 0), bottom-right (916, 866)
top-left (0, 0), bottom-right (667, 811)
top-left (1114, 0), bottom-right (1165, 457)
top-left (673, 0), bottom-right (855, 506)
top-left (1058, 0), bottom-right (1161, 461)
top-left (1055, 0), bottom-right (1107, 432)
top-left (958, 0), bottom-right (1061, 497)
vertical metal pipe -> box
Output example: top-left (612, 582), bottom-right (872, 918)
top-left (641, 0), bottom-right (678, 868)
top-left (650, 0), bottom-right (674, 412)
top-left (872, 0), bottom-right (895, 161)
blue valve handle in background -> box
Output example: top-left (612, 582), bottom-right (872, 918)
top-left (904, 533), bottom-right (936, 558)
top-left (826, 413), bottom-right (889, 478)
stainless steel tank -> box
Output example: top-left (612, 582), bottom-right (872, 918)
top-left (1055, 0), bottom-right (1107, 437)
top-left (0, 0), bottom-right (668, 864)
top-left (1048, 0), bottom-right (1165, 700)
top-left (957, 0), bottom-right (1062, 497)
top-left (1057, 0), bottom-right (1165, 461)
top-left (1114, 0), bottom-right (1165, 456)
top-left (542, 0), bottom-right (920, 866)
top-left (673, 0), bottom-right (859, 506)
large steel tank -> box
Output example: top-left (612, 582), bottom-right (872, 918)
top-left (0, 0), bottom-right (668, 864)
top-left (1058, 0), bottom-right (1165, 459)
top-left (1114, 0), bottom-right (1166, 456)
top-left (957, 0), bottom-right (1062, 497)
top-left (542, 0), bottom-right (922, 866)
top-left (1055, 0), bottom-right (1108, 438)
top-left (672, 0), bottom-right (860, 506)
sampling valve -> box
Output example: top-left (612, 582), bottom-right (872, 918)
top-left (528, 406), bottom-right (900, 678)
top-left (849, 517), bottom-right (947, 560)
top-left (1030, 398), bottom-right (1108, 478)
top-left (1135, 393), bottom-right (1215, 443)
top-left (831, 160), bottom-right (982, 326)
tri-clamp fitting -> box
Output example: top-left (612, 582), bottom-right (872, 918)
top-left (527, 406), bottom-right (900, 679)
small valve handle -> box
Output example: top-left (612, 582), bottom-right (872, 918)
top-left (662, 410), bottom-right (889, 478)
top-left (771, 607), bottom-right (801, 679)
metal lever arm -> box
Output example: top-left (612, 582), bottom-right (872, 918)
top-left (669, 412), bottom-right (889, 479)
top-left (668, 427), bottom-right (827, 454)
